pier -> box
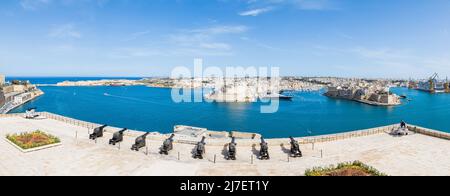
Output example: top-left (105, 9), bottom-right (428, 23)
top-left (1, 112), bottom-right (449, 176)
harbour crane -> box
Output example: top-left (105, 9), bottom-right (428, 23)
top-left (429, 73), bottom-right (439, 81)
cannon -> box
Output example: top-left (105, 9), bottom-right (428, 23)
top-left (159, 134), bottom-right (175, 155)
top-left (259, 137), bottom-right (270, 160)
top-left (131, 132), bottom-right (150, 151)
top-left (227, 137), bottom-right (237, 160)
top-left (193, 136), bottom-right (206, 159)
top-left (289, 137), bottom-right (303, 158)
top-left (89, 125), bottom-right (108, 140)
top-left (25, 107), bottom-right (39, 119)
top-left (109, 128), bottom-right (127, 145)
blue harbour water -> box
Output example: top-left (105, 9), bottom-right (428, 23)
top-left (7, 77), bottom-right (450, 138)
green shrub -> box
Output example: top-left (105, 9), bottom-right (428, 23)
top-left (305, 161), bottom-right (386, 176)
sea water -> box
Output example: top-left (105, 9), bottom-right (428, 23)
top-left (8, 77), bottom-right (450, 138)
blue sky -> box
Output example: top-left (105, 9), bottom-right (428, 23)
top-left (1, 0), bottom-right (450, 78)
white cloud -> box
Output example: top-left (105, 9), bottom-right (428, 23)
top-left (20, 0), bottom-right (51, 10)
top-left (49, 24), bottom-right (81, 39)
top-left (239, 7), bottom-right (273, 16)
top-left (189, 25), bottom-right (249, 35)
top-left (123, 30), bottom-right (151, 41)
top-left (109, 48), bottom-right (164, 59)
top-left (294, 0), bottom-right (335, 10)
top-left (19, 0), bottom-right (110, 10)
top-left (199, 42), bottom-right (232, 50)
top-left (245, 0), bottom-right (337, 11)
top-left (240, 37), bottom-right (290, 52)
top-left (166, 25), bottom-right (248, 56)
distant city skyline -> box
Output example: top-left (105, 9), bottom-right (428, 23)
top-left (1, 0), bottom-right (450, 78)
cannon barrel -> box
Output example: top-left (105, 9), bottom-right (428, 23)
top-left (93, 125), bottom-right (108, 133)
top-left (261, 137), bottom-right (267, 144)
top-left (118, 128), bottom-right (127, 134)
top-left (136, 132), bottom-right (150, 141)
top-left (168, 134), bottom-right (175, 140)
top-left (141, 132), bottom-right (150, 138)
top-left (200, 136), bottom-right (206, 144)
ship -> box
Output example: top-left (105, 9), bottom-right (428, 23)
top-left (259, 91), bottom-right (293, 100)
top-left (416, 73), bottom-right (447, 93)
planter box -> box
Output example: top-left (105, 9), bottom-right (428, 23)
top-left (4, 137), bottom-right (62, 153)
top-left (4, 134), bottom-right (62, 153)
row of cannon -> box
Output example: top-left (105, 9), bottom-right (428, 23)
top-left (88, 125), bottom-right (303, 160)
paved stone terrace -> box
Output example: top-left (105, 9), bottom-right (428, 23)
top-left (1, 116), bottom-right (449, 176)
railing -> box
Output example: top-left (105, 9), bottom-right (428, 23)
top-left (37, 112), bottom-right (99, 130)
top-left (299, 125), bottom-right (396, 144)
top-left (2, 112), bottom-right (449, 144)
top-left (0, 113), bottom-right (23, 118)
top-left (36, 112), bottom-right (157, 138)
top-left (408, 125), bottom-right (450, 140)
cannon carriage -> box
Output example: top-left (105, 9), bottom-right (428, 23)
top-left (289, 137), bottom-right (303, 157)
top-left (109, 128), bottom-right (127, 145)
top-left (25, 108), bottom-right (39, 119)
top-left (159, 134), bottom-right (175, 155)
top-left (193, 136), bottom-right (206, 159)
top-left (131, 132), bottom-right (150, 151)
top-left (227, 137), bottom-right (237, 160)
top-left (259, 137), bottom-right (270, 160)
top-left (89, 125), bottom-right (108, 140)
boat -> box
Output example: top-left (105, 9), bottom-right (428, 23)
top-left (110, 83), bottom-right (125, 87)
top-left (260, 92), bottom-right (293, 101)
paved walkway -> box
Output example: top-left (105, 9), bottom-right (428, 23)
top-left (1, 117), bottom-right (449, 176)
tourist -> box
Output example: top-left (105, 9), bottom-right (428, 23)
top-left (400, 120), bottom-right (406, 129)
